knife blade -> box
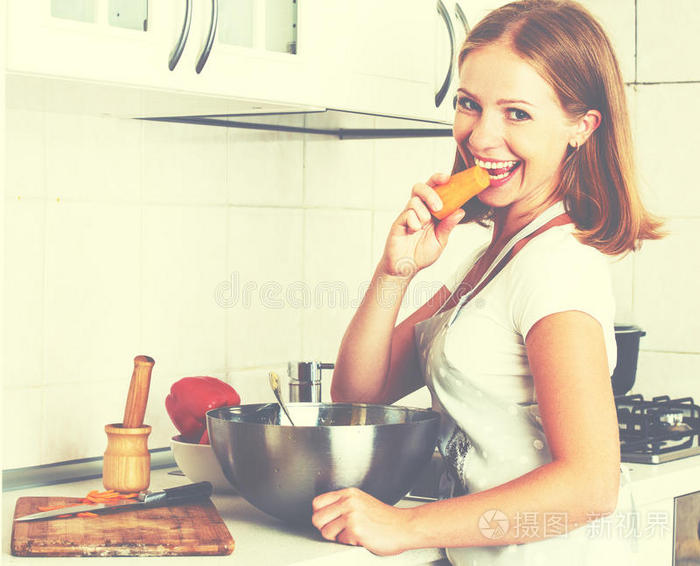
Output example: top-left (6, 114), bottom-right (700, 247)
top-left (15, 481), bottom-right (213, 522)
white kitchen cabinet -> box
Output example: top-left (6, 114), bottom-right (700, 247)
top-left (6, 0), bottom-right (320, 113)
top-left (301, 0), bottom-right (451, 122)
top-left (6, 0), bottom-right (461, 123)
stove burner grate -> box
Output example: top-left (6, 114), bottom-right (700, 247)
top-left (615, 394), bottom-right (700, 463)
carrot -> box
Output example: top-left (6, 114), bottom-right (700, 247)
top-left (432, 165), bottom-right (491, 220)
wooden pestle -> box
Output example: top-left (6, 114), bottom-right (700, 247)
top-left (123, 355), bottom-right (155, 428)
top-left (103, 355), bottom-right (155, 492)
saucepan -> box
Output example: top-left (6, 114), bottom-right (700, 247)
top-left (611, 324), bottom-right (646, 396)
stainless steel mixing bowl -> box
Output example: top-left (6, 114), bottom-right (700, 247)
top-left (207, 402), bottom-right (440, 523)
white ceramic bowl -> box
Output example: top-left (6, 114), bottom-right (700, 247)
top-left (170, 435), bottom-right (237, 494)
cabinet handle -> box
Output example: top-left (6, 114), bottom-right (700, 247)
top-left (455, 3), bottom-right (471, 34)
top-left (196, 0), bottom-right (219, 74)
top-left (435, 0), bottom-right (455, 108)
top-left (168, 0), bottom-right (193, 71)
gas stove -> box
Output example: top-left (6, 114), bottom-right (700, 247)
top-left (616, 394), bottom-right (700, 464)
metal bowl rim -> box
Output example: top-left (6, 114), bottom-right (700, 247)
top-left (206, 402), bottom-right (440, 428)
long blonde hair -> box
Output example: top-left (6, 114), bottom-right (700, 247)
top-left (454, 0), bottom-right (664, 254)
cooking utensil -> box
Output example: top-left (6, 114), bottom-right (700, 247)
top-left (11, 487), bottom-right (233, 557)
top-left (103, 355), bottom-right (155, 492)
top-left (207, 402), bottom-right (440, 523)
top-left (611, 324), bottom-right (645, 396)
top-left (268, 371), bottom-right (295, 425)
top-left (123, 355), bottom-right (155, 428)
top-left (287, 360), bottom-right (334, 402)
top-left (15, 482), bottom-right (213, 522)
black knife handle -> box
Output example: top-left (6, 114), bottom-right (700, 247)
top-left (143, 482), bottom-right (213, 506)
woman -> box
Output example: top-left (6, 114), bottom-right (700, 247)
top-left (311, 1), bottom-right (663, 564)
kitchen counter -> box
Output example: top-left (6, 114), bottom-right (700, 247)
top-left (623, 455), bottom-right (700, 504)
top-left (2, 468), bottom-right (447, 566)
top-left (4, 456), bottom-right (700, 565)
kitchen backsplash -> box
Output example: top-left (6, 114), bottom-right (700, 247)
top-left (3, 0), bottom-right (700, 469)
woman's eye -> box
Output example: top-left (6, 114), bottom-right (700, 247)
top-left (454, 96), bottom-right (480, 113)
top-left (507, 108), bottom-right (531, 121)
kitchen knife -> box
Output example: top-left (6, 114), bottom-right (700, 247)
top-left (15, 481), bottom-right (213, 522)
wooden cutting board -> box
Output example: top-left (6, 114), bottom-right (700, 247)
top-left (11, 496), bottom-right (235, 557)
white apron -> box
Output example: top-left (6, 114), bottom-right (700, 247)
top-left (413, 204), bottom-right (638, 566)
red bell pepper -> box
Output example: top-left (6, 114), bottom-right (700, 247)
top-left (165, 376), bottom-right (240, 444)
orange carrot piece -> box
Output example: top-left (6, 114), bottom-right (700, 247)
top-left (432, 165), bottom-right (491, 220)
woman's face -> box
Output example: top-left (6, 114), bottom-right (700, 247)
top-left (454, 42), bottom-right (578, 214)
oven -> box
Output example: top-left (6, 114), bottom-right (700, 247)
top-left (674, 489), bottom-right (700, 566)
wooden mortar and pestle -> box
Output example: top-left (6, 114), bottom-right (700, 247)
top-left (103, 355), bottom-right (155, 492)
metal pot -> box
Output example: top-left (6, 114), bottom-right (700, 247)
top-left (611, 324), bottom-right (646, 396)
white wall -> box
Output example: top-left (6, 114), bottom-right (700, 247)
top-left (2, 90), bottom-right (469, 467)
top-left (616, 0), bottom-right (700, 400)
top-left (3, 0), bottom-right (699, 468)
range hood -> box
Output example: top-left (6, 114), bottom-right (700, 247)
top-left (140, 108), bottom-right (453, 140)
top-left (6, 73), bottom-right (452, 140)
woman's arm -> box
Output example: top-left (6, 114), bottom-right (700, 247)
top-left (332, 278), bottom-right (451, 404)
top-left (331, 172), bottom-right (464, 404)
top-left (314, 310), bottom-right (621, 555)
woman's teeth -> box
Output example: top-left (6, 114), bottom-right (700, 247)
top-left (474, 157), bottom-right (521, 180)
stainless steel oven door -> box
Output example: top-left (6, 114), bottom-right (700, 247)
top-left (674, 489), bottom-right (700, 565)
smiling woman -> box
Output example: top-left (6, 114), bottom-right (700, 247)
top-left (451, 0), bottom-right (664, 252)
top-left (318, 1), bottom-right (663, 565)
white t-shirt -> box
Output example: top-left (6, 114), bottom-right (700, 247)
top-left (442, 207), bottom-right (617, 407)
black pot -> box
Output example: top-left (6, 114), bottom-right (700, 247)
top-left (611, 324), bottom-right (646, 396)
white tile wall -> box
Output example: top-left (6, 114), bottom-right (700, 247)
top-left (580, 0), bottom-right (636, 83)
top-left (43, 201), bottom-right (142, 385)
top-left (637, 0), bottom-right (700, 83)
top-left (301, 209), bottom-right (374, 362)
top-left (142, 120), bottom-right (228, 205)
top-left (632, 351), bottom-right (700, 400)
top-left (5, 108), bottom-right (45, 199)
top-left (633, 219), bottom-right (700, 353)
top-left (4, 0), bottom-right (700, 469)
top-left (46, 113), bottom-right (141, 203)
top-left (303, 114), bottom-right (375, 209)
top-left (41, 380), bottom-right (134, 463)
top-left (2, 388), bottom-right (42, 468)
top-left (227, 115), bottom-right (304, 207)
top-left (4, 199), bottom-right (45, 389)
top-left (225, 207), bottom-right (304, 368)
top-left (635, 84), bottom-right (700, 218)
top-left (141, 205), bottom-right (228, 379)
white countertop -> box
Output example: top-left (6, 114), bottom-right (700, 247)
top-left (622, 455), bottom-right (700, 504)
top-left (4, 456), bottom-right (700, 565)
top-left (1, 468), bottom-right (447, 566)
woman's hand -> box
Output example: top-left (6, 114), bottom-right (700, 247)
top-left (380, 173), bottom-right (465, 280)
top-left (311, 488), bottom-right (416, 556)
